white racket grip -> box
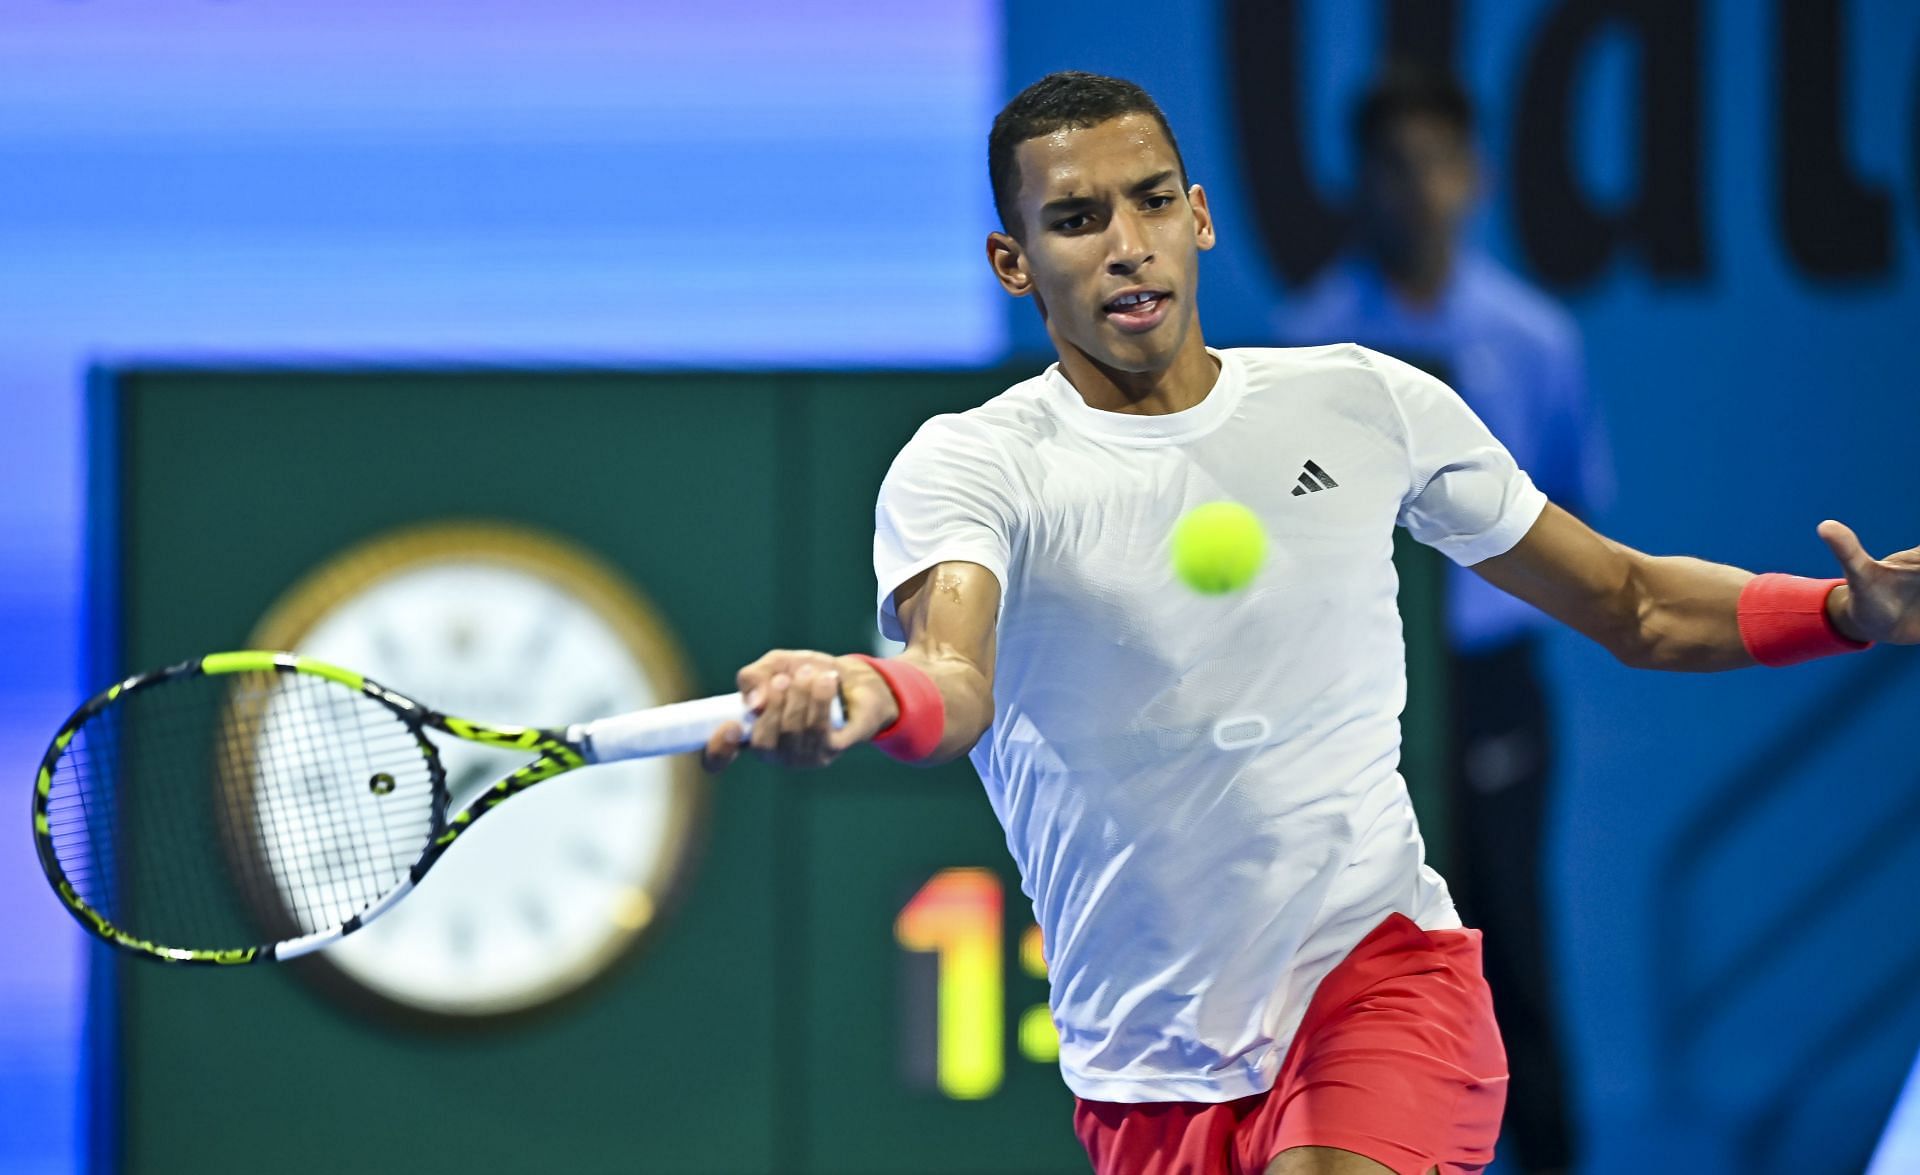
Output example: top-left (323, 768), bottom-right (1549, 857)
top-left (571, 692), bottom-right (845, 763)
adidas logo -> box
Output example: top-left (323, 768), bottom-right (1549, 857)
top-left (1290, 459), bottom-right (1339, 497)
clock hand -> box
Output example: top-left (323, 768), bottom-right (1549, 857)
top-left (513, 598), bottom-right (569, 673)
top-left (448, 910), bottom-right (476, 962)
top-left (369, 612), bottom-right (406, 670)
top-left (568, 837), bottom-right (612, 877)
top-left (517, 894), bottom-right (553, 935)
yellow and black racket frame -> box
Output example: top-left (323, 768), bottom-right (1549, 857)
top-left (32, 650), bottom-right (587, 964)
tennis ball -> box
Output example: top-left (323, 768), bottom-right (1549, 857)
top-left (1171, 501), bottom-right (1267, 595)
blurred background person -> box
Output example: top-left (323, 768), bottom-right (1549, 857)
top-left (1277, 62), bottom-right (1613, 1175)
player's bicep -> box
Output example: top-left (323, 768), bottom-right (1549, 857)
top-left (891, 560), bottom-right (999, 687)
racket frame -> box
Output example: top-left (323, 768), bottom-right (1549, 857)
top-left (33, 650), bottom-right (589, 965)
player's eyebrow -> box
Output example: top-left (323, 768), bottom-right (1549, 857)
top-left (1129, 169), bottom-right (1178, 194)
top-left (1039, 192), bottom-right (1097, 219)
top-left (1039, 171), bottom-right (1181, 220)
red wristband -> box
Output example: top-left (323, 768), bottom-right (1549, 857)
top-left (1736, 574), bottom-right (1872, 667)
top-left (848, 654), bottom-right (946, 762)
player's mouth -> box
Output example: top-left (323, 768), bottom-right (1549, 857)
top-left (1102, 287), bottom-right (1172, 334)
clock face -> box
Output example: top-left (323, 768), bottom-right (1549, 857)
top-left (248, 526), bottom-right (702, 1019)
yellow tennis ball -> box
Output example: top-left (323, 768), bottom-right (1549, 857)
top-left (1171, 501), bottom-right (1267, 594)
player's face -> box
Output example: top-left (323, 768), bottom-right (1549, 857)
top-left (1359, 113), bottom-right (1477, 256)
top-left (989, 114), bottom-right (1215, 374)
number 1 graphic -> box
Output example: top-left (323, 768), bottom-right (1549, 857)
top-left (894, 867), bottom-right (1003, 1099)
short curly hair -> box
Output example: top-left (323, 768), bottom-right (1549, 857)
top-left (989, 71), bottom-right (1188, 239)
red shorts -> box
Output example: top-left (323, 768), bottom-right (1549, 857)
top-left (1073, 913), bottom-right (1508, 1175)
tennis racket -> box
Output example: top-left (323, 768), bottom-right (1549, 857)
top-left (31, 650), bottom-right (838, 965)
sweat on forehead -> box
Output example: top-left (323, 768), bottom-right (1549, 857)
top-left (1025, 116), bottom-right (1178, 194)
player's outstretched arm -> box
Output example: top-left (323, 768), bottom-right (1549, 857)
top-left (701, 560), bottom-right (999, 771)
top-left (1471, 503), bottom-right (1913, 672)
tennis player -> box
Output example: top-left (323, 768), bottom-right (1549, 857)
top-left (702, 72), bottom-right (1920, 1175)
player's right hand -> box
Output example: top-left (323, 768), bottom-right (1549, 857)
top-left (701, 650), bottom-right (901, 773)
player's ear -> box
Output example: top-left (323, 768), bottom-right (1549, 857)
top-left (986, 231), bottom-right (1034, 297)
top-left (1188, 184), bottom-right (1216, 252)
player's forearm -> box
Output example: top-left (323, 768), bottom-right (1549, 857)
top-left (1470, 510), bottom-right (1760, 672)
top-left (1617, 550), bottom-right (1757, 672)
top-left (894, 647), bottom-right (994, 764)
top-left (866, 561), bottom-right (1002, 765)
top-left (1623, 551), bottom-right (1878, 670)
top-left (832, 646), bottom-right (992, 766)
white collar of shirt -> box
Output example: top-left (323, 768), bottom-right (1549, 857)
top-left (1038, 347), bottom-right (1247, 447)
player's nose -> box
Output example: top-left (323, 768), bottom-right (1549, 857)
top-left (1106, 211), bottom-right (1153, 273)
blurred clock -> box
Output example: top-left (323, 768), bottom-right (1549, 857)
top-left (247, 522), bottom-right (705, 1020)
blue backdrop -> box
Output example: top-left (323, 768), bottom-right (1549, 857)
top-left (1009, 1), bottom-right (1920, 1170)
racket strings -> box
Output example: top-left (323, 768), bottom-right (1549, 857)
top-left (213, 687), bottom-right (370, 936)
top-left (43, 669), bottom-right (440, 953)
top-left (45, 737), bottom-right (124, 903)
top-left (225, 672), bottom-right (437, 935)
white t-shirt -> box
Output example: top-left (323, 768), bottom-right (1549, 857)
top-left (872, 344), bottom-right (1548, 1103)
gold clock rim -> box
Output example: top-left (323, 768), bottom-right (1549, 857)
top-left (244, 519), bottom-right (709, 1024)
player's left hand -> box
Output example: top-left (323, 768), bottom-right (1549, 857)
top-left (1818, 520), bottom-right (1920, 644)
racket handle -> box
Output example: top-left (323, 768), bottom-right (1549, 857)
top-left (572, 692), bottom-right (845, 763)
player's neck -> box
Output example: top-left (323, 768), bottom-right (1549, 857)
top-left (1374, 237), bottom-right (1455, 310)
top-left (1052, 328), bottom-right (1220, 416)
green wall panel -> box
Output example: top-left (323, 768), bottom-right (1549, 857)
top-left (788, 371), bottom-right (1086, 1173)
top-left (108, 371), bottom-right (788, 1175)
top-left (96, 366), bottom-right (1444, 1175)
